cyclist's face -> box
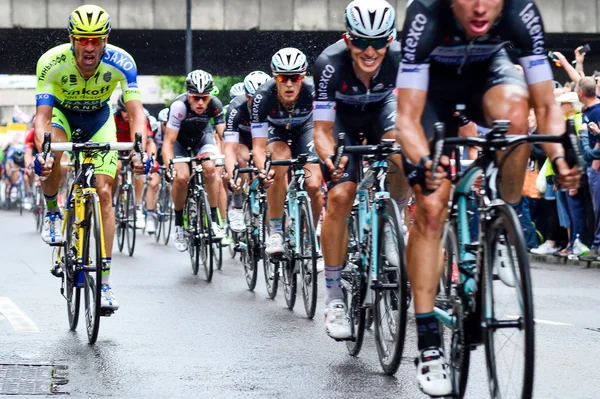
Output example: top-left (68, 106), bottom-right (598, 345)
top-left (71, 36), bottom-right (106, 74)
top-left (120, 110), bottom-right (129, 123)
top-left (452, 0), bottom-right (503, 39)
top-left (275, 75), bottom-right (303, 104)
top-left (187, 93), bottom-right (210, 114)
top-left (345, 36), bottom-right (388, 75)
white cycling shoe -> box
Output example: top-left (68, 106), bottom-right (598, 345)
top-left (416, 347), bottom-right (452, 398)
top-left (265, 232), bottom-right (285, 255)
top-left (145, 215), bottom-right (156, 234)
top-left (325, 299), bottom-right (352, 340)
top-left (174, 225), bottom-right (188, 252)
top-left (135, 209), bottom-right (145, 229)
top-left (494, 241), bottom-right (516, 287)
top-left (41, 213), bottom-right (63, 244)
top-left (228, 208), bottom-right (246, 233)
top-left (100, 284), bottom-right (120, 311)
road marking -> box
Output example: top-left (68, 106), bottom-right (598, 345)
top-left (0, 297), bottom-right (39, 332)
top-left (507, 315), bottom-right (572, 326)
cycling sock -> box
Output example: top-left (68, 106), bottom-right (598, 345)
top-left (232, 192), bottom-right (244, 209)
top-left (269, 218), bottom-right (283, 234)
top-left (175, 210), bottom-right (184, 226)
top-left (211, 207), bottom-right (219, 223)
top-left (416, 312), bottom-right (441, 350)
top-left (146, 209), bottom-right (155, 219)
top-left (102, 257), bottom-right (111, 284)
top-left (44, 192), bottom-right (59, 213)
top-left (324, 265), bottom-right (344, 305)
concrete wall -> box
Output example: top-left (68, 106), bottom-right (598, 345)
top-left (4, 0), bottom-right (596, 33)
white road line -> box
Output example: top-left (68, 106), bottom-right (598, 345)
top-left (507, 315), bottom-right (572, 326)
top-left (0, 297), bottom-right (39, 332)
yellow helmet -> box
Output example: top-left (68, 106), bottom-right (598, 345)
top-left (68, 5), bottom-right (111, 36)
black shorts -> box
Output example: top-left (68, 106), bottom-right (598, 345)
top-left (267, 122), bottom-right (315, 158)
top-left (322, 94), bottom-right (397, 188)
top-left (239, 131), bottom-right (253, 150)
top-left (421, 49), bottom-right (527, 139)
top-left (403, 49), bottom-right (527, 188)
top-left (174, 133), bottom-right (218, 158)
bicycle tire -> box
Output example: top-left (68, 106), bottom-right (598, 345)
top-left (126, 186), bottom-right (136, 256)
top-left (82, 195), bottom-right (103, 344)
top-left (483, 203), bottom-right (534, 399)
top-left (214, 241), bottom-right (223, 271)
top-left (155, 183), bottom-right (163, 243)
top-left (442, 222), bottom-right (470, 398)
top-left (242, 199), bottom-right (258, 291)
top-left (186, 195), bottom-right (200, 275)
top-left (282, 210), bottom-right (297, 310)
top-left (373, 198), bottom-right (408, 375)
top-left (116, 185), bottom-right (125, 253)
top-left (299, 198), bottom-right (317, 319)
top-left (262, 204), bottom-right (278, 300)
top-left (18, 185), bottom-right (23, 215)
top-left (199, 190), bottom-right (214, 282)
top-left (162, 185), bottom-right (173, 245)
top-left (343, 209), bottom-right (366, 356)
top-left (64, 207), bottom-right (80, 330)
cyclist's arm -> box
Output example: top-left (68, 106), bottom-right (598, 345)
top-left (252, 137), bottom-right (267, 171)
top-left (313, 121), bottom-right (335, 162)
top-left (250, 89), bottom-right (268, 171)
top-left (528, 80), bottom-right (565, 160)
top-left (161, 126), bottom-right (178, 168)
top-left (33, 106), bottom-right (53, 152)
top-left (224, 141), bottom-right (238, 179)
top-left (125, 99), bottom-right (148, 150)
top-left (215, 123), bottom-right (225, 149)
top-left (395, 88), bottom-right (429, 164)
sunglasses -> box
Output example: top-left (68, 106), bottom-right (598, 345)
top-left (348, 36), bottom-right (390, 51)
top-left (73, 36), bottom-right (107, 46)
top-left (188, 93), bottom-right (210, 102)
top-left (276, 74), bottom-right (304, 83)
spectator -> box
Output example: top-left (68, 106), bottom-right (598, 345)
top-left (576, 77), bottom-right (600, 260)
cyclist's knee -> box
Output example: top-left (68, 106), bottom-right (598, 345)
top-left (96, 180), bottom-right (113, 204)
top-left (202, 161), bottom-right (216, 180)
top-left (326, 187), bottom-right (355, 217)
top-left (483, 85), bottom-right (529, 133)
top-left (174, 173), bottom-right (187, 189)
top-left (413, 194), bottom-right (447, 235)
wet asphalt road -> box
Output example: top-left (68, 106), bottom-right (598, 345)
top-left (1, 209), bottom-right (599, 398)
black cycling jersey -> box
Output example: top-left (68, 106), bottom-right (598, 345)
top-left (250, 78), bottom-right (314, 139)
top-left (396, 0), bottom-right (552, 91)
top-left (313, 40), bottom-right (401, 121)
top-left (166, 93), bottom-right (225, 148)
top-left (224, 94), bottom-right (252, 146)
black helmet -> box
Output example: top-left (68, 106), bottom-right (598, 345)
top-left (13, 150), bottom-right (25, 166)
top-left (117, 94), bottom-right (125, 111)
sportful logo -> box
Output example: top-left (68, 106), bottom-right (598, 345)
top-left (318, 65), bottom-right (335, 100)
top-left (403, 13), bottom-right (427, 62)
top-left (528, 58), bottom-right (545, 68)
top-left (519, 3), bottom-right (544, 55)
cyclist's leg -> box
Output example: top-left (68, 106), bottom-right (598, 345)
top-left (196, 131), bottom-right (221, 226)
top-left (265, 128), bottom-right (291, 253)
top-left (172, 141), bottom-right (191, 226)
top-left (478, 50), bottom-right (530, 204)
top-left (296, 122), bottom-right (323, 226)
top-left (112, 159), bottom-right (123, 198)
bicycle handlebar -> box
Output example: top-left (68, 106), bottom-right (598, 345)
top-left (169, 154), bottom-right (225, 165)
top-left (269, 154), bottom-right (320, 167)
top-left (51, 142), bottom-right (135, 152)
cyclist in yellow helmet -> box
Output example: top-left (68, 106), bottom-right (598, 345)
top-left (33, 4), bottom-right (150, 312)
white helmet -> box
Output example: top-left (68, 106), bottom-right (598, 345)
top-left (148, 115), bottom-right (159, 133)
top-left (345, 0), bottom-right (396, 39)
top-left (229, 82), bottom-right (245, 100)
top-left (185, 69), bottom-right (214, 94)
top-left (158, 107), bottom-right (169, 122)
top-left (243, 71), bottom-right (270, 97)
top-left (271, 48), bottom-right (308, 74)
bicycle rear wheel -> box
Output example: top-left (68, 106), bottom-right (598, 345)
top-left (483, 203), bottom-right (534, 399)
top-left (373, 198), bottom-right (408, 375)
top-left (241, 200), bottom-right (258, 291)
top-left (125, 186), bottom-right (136, 256)
top-left (116, 185), bottom-right (125, 253)
top-left (162, 184), bottom-right (173, 245)
top-left (343, 208), bottom-right (366, 356)
top-left (81, 195), bottom-right (103, 344)
top-left (262, 204), bottom-right (278, 299)
top-left (18, 185), bottom-right (24, 215)
top-left (199, 190), bottom-right (214, 282)
top-left (299, 198), bottom-right (317, 319)
top-left (186, 196), bottom-right (200, 275)
top-left (155, 183), bottom-right (164, 243)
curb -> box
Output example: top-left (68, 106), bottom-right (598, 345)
top-left (528, 253), bottom-right (600, 269)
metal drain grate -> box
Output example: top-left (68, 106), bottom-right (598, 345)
top-left (0, 363), bottom-right (68, 395)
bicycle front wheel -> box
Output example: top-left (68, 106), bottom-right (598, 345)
top-left (199, 191), bottom-right (214, 282)
top-left (483, 203), bottom-right (534, 399)
top-left (125, 186), bottom-right (136, 256)
top-left (299, 198), bottom-right (317, 319)
top-left (116, 185), bottom-right (125, 253)
top-left (186, 196), bottom-right (200, 275)
top-left (241, 199), bottom-right (258, 291)
top-left (282, 210), bottom-right (297, 310)
top-left (81, 195), bottom-right (103, 344)
top-left (162, 184), bottom-right (173, 245)
top-left (261, 203), bottom-right (278, 299)
top-left (373, 198), bottom-right (408, 375)
top-left (63, 208), bottom-right (80, 330)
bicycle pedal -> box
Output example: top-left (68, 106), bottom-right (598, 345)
top-left (100, 309), bottom-right (114, 317)
top-left (48, 242), bottom-right (64, 247)
top-left (50, 266), bottom-right (64, 278)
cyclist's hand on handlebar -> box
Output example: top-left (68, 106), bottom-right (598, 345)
top-left (228, 177), bottom-right (243, 193)
top-left (424, 155), bottom-right (450, 191)
top-left (34, 153), bottom-right (55, 178)
top-left (132, 152), bottom-right (150, 175)
top-left (324, 155), bottom-right (348, 183)
top-left (258, 168), bottom-right (275, 187)
top-left (554, 157), bottom-right (581, 190)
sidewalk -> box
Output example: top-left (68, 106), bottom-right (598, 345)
top-left (528, 253), bottom-right (600, 269)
